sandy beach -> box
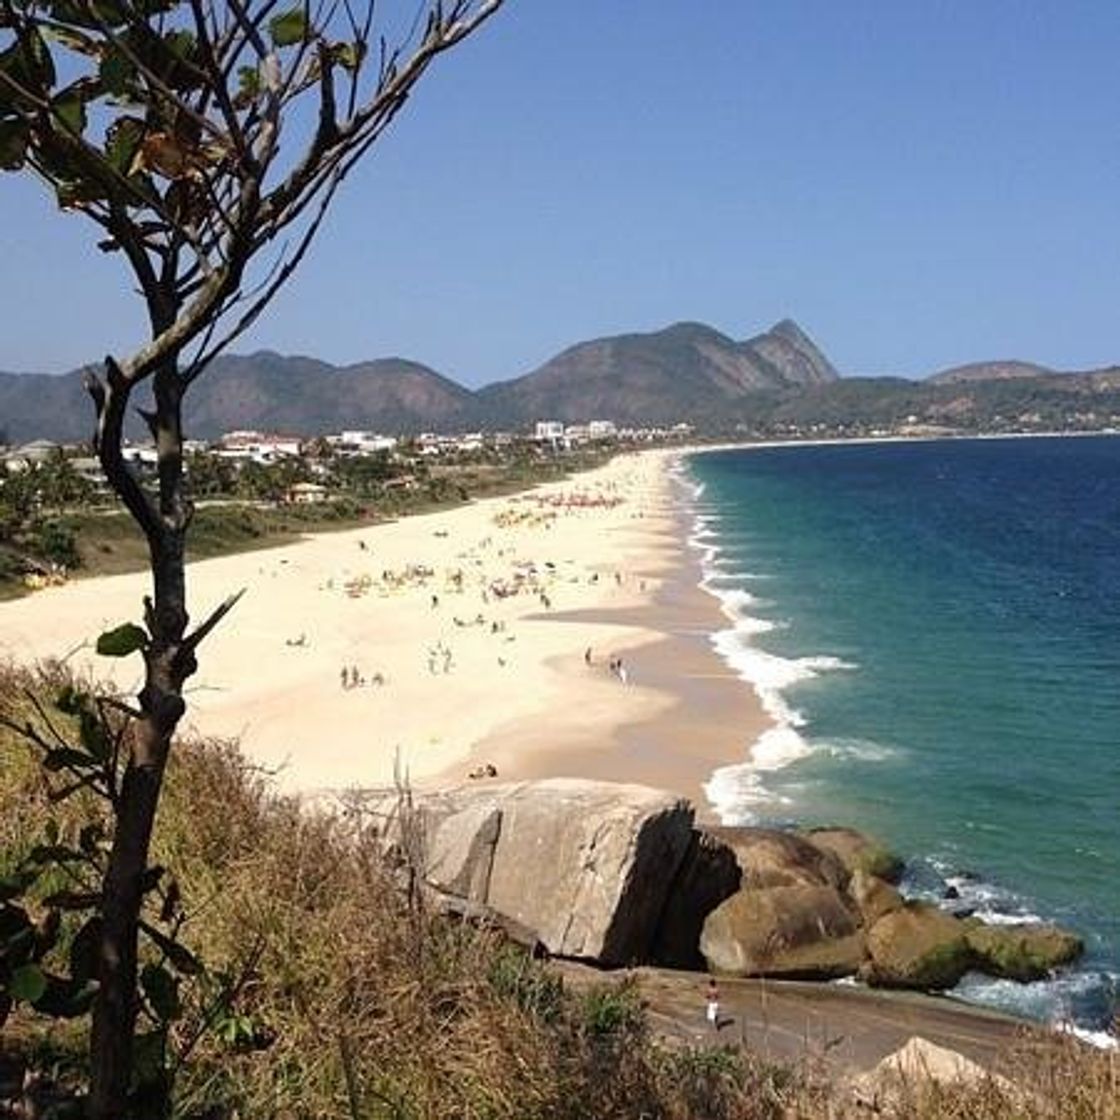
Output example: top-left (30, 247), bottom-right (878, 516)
top-left (0, 449), bottom-right (768, 812)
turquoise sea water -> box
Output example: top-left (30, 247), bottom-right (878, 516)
top-left (684, 437), bottom-right (1120, 1036)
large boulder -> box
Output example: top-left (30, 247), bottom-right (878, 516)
top-left (965, 923), bottom-right (1083, 982)
top-left (375, 779), bottom-right (694, 965)
top-left (864, 903), bottom-right (973, 989)
top-left (700, 884), bottom-right (865, 979)
top-left (848, 867), bottom-right (905, 926)
top-left (652, 829), bottom-right (741, 969)
top-left (801, 827), bottom-right (905, 884)
top-left (709, 826), bottom-right (849, 891)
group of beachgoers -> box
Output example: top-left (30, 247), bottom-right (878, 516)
top-left (312, 485), bottom-right (654, 702)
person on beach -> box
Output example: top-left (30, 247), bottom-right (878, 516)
top-left (705, 978), bottom-right (720, 1031)
top-left (584, 646), bottom-right (592, 665)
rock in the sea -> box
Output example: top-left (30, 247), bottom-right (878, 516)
top-left (802, 827), bottom-right (905, 884)
top-left (965, 923), bottom-right (1083, 982)
top-left (651, 829), bottom-right (741, 970)
top-left (377, 778), bottom-right (694, 965)
top-left (848, 868), bottom-right (905, 926)
top-left (700, 884), bottom-right (865, 979)
top-left (864, 903), bottom-right (973, 990)
top-left (709, 826), bottom-right (849, 891)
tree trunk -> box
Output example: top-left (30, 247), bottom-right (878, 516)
top-left (88, 363), bottom-right (191, 1120)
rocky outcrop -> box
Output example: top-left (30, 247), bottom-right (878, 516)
top-left (374, 778), bottom-right (694, 965)
top-left (709, 826), bottom-right (849, 891)
top-left (651, 830), bottom-right (741, 969)
top-left (359, 780), bottom-right (1082, 992)
top-left (965, 923), bottom-right (1083, 982)
top-left (864, 903), bottom-right (973, 989)
top-left (801, 827), bottom-right (905, 883)
top-left (701, 885), bottom-right (865, 978)
top-left (848, 868), bottom-right (905, 926)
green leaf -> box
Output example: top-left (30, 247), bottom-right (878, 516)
top-left (233, 65), bottom-right (261, 109)
top-left (10, 963), bottom-right (47, 1003)
top-left (0, 902), bottom-right (35, 952)
top-left (142, 923), bottom-right (203, 976)
top-left (69, 916), bottom-right (101, 983)
top-left (79, 709), bottom-right (110, 761)
top-left (32, 975), bottom-right (97, 1018)
top-left (104, 115), bottom-right (144, 173)
top-left (0, 119), bottom-right (29, 171)
top-left (331, 41), bottom-right (366, 72)
top-left (98, 48), bottom-right (136, 99)
top-left (52, 89), bottom-right (87, 137)
top-left (55, 684), bottom-right (87, 715)
top-left (0, 870), bottom-right (35, 902)
top-left (141, 962), bottom-right (181, 1022)
top-left (95, 622), bottom-right (148, 657)
top-left (269, 6), bottom-right (309, 47)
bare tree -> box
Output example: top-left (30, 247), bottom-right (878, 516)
top-left (0, 0), bottom-right (504, 1114)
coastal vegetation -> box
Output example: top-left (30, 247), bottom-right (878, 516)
top-left (2, 665), bottom-right (1118, 1118)
top-left (0, 441), bottom-right (612, 599)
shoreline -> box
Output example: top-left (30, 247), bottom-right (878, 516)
top-left (0, 449), bottom-right (770, 806)
top-left (445, 462), bottom-right (772, 817)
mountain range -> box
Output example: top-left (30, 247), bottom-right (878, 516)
top-left (1, 319), bottom-right (1117, 443)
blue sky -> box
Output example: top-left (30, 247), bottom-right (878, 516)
top-left (2, 2), bottom-right (1117, 385)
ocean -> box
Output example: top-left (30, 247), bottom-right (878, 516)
top-left (683, 436), bottom-right (1120, 1039)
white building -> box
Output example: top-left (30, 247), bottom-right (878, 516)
top-left (534, 420), bottom-right (565, 442)
top-left (336, 431), bottom-right (398, 454)
top-left (215, 430), bottom-right (302, 463)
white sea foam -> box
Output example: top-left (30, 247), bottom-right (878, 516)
top-left (1059, 1024), bottom-right (1119, 1050)
top-left (954, 970), bottom-right (1119, 1038)
top-left (815, 737), bottom-right (898, 763)
top-left (685, 478), bottom-right (865, 824)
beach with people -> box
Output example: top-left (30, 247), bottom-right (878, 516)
top-left (0, 450), bottom-right (767, 809)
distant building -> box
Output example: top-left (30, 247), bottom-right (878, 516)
top-left (4, 439), bottom-right (60, 470)
top-left (216, 430), bottom-right (302, 463)
top-left (588, 420), bottom-right (617, 439)
top-left (286, 482), bottom-right (329, 505)
top-left (534, 420), bottom-right (565, 443)
top-left (336, 431), bottom-right (398, 454)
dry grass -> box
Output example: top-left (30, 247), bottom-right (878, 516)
top-left (1, 662), bottom-right (1117, 1119)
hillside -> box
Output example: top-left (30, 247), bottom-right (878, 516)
top-left (475, 319), bottom-right (838, 427)
top-left (2, 320), bottom-right (1118, 442)
top-left (927, 360), bottom-right (1054, 385)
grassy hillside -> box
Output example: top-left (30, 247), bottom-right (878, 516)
top-left (1, 666), bottom-right (1117, 1117)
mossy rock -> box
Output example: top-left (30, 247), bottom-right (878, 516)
top-left (864, 902), bottom-right (972, 990)
top-left (965, 923), bottom-right (1083, 982)
top-left (801, 827), bottom-right (905, 885)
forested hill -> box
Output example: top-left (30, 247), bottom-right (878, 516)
top-left (1, 320), bottom-right (1117, 441)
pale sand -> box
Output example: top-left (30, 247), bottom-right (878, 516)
top-left (0, 450), bottom-right (769, 808)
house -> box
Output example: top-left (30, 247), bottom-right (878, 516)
top-left (336, 430), bottom-right (398, 454)
top-left (216, 430), bottom-right (302, 463)
top-left (534, 420), bottom-right (565, 442)
top-left (286, 482), bottom-right (329, 505)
